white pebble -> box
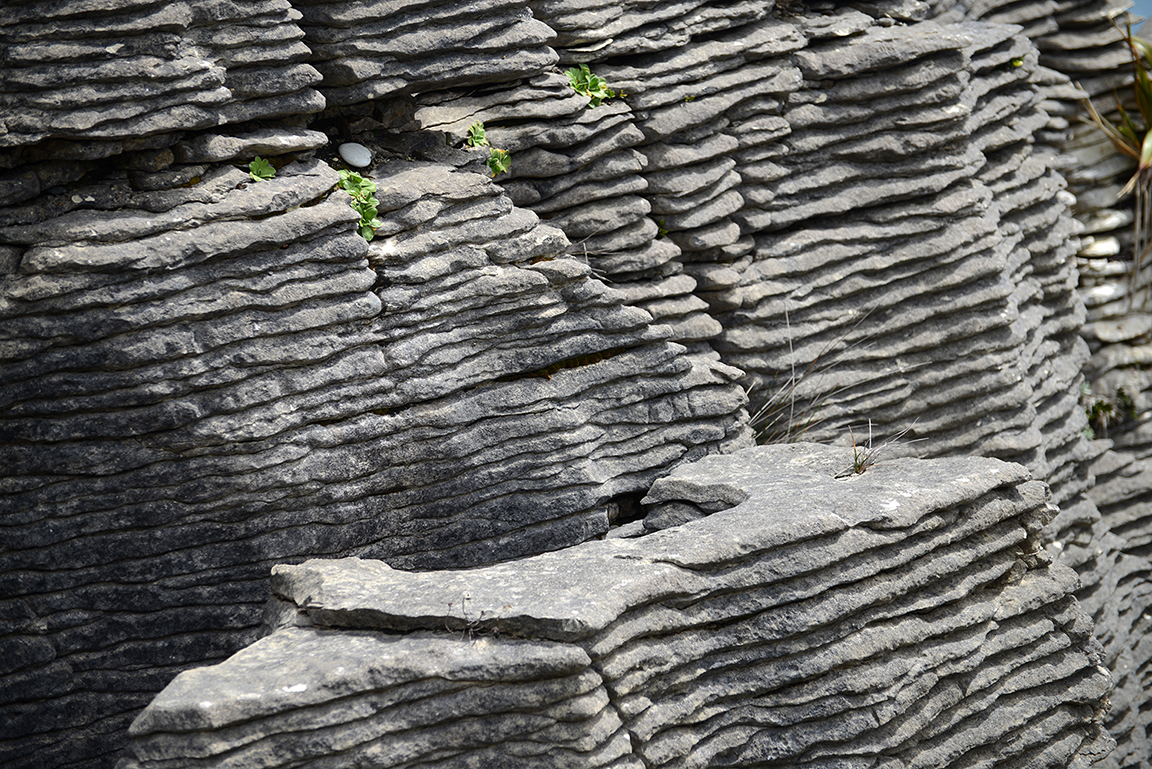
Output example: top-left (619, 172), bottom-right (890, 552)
top-left (338, 142), bottom-right (372, 168)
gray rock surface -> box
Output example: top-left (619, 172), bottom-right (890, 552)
top-left (416, 73), bottom-right (722, 353)
top-left (528, 0), bottom-right (772, 60)
top-left (925, 0), bottom-right (1152, 765)
top-left (0, 0), bottom-right (325, 148)
top-left (119, 446), bottom-right (1114, 769)
top-left (2, 0), bottom-right (1148, 767)
top-left (689, 17), bottom-right (1093, 508)
top-left (470, 5), bottom-right (1097, 534)
top-left (295, 0), bottom-right (559, 104)
top-left (0, 129), bottom-right (750, 768)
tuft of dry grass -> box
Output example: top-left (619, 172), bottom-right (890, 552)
top-left (749, 303), bottom-right (875, 445)
top-left (837, 418), bottom-right (921, 477)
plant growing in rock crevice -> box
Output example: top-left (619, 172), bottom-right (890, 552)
top-left (838, 419), bottom-right (920, 477)
top-left (566, 63), bottom-right (617, 107)
top-left (750, 304), bottom-right (877, 445)
top-left (464, 121), bottom-right (511, 177)
top-left (337, 169), bottom-right (383, 241)
top-left (486, 148), bottom-right (511, 177)
top-left (248, 156), bottom-right (275, 181)
top-left (466, 122), bottom-right (488, 148)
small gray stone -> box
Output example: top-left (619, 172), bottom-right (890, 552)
top-left (336, 142), bottom-right (371, 168)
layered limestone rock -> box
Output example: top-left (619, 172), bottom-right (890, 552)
top-left (646, 14), bottom-right (1097, 514)
top-left (0, 0), bottom-right (325, 150)
top-left (601, 18), bottom-right (805, 278)
top-left (119, 446), bottom-right (1114, 769)
top-left (924, 1), bottom-right (1152, 765)
top-left (292, 0), bottom-right (559, 104)
top-left (464, 3), bottom-right (1096, 506)
top-left (2, 0), bottom-right (1147, 767)
top-left (414, 74), bottom-right (722, 353)
top-left (0, 128), bottom-right (750, 768)
top-left (359, 152), bottom-right (751, 566)
top-left (528, 0), bottom-right (774, 61)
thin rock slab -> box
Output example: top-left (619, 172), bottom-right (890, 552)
top-left (122, 627), bottom-right (634, 769)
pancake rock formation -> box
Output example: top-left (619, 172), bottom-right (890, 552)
top-left (3, 0), bottom-right (1152, 766)
top-left (120, 446), bottom-right (1114, 769)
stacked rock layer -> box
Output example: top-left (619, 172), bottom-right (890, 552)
top-left (0, 134), bottom-right (750, 768)
top-left (119, 446), bottom-right (1114, 769)
top-left (925, 0), bottom-right (1152, 765)
top-left (1, 0), bottom-right (1146, 766)
top-left (292, 0), bottom-right (560, 103)
top-left (0, 0), bottom-right (325, 152)
top-left (456, 2), bottom-right (1096, 511)
top-left (515, 6), bottom-right (1152, 760)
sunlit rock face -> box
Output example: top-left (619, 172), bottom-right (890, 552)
top-left (0, 0), bottom-right (1145, 766)
top-left (0, 138), bottom-right (751, 769)
top-left (120, 446), bottom-right (1114, 769)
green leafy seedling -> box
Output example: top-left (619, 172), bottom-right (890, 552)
top-left (486, 147), bottom-right (511, 177)
top-left (566, 63), bottom-right (616, 108)
top-left (249, 156), bottom-right (276, 181)
top-left (338, 168), bottom-right (383, 241)
top-left (463, 121), bottom-right (510, 177)
top-left (467, 122), bottom-right (489, 148)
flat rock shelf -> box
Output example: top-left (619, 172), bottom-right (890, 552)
top-left (120, 445), bottom-right (1113, 769)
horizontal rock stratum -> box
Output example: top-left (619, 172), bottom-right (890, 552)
top-left (4, 0), bottom-right (1150, 766)
top-left (120, 445), bottom-right (1114, 769)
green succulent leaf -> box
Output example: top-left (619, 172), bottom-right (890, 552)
top-left (486, 147), bottom-right (511, 177)
top-left (566, 63), bottom-right (616, 108)
top-left (249, 156), bottom-right (276, 181)
top-left (466, 122), bottom-right (489, 148)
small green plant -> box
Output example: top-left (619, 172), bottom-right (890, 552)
top-left (849, 421), bottom-right (877, 475)
top-left (1084, 22), bottom-right (1152, 308)
top-left (248, 156), bottom-right (276, 182)
top-left (466, 122), bottom-right (489, 148)
top-left (486, 147), bottom-right (511, 177)
top-left (566, 63), bottom-right (616, 107)
top-left (463, 121), bottom-right (511, 177)
top-left (338, 168), bottom-right (383, 241)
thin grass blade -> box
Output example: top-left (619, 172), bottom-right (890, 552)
top-left (1085, 98), bottom-right (1141, 160)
